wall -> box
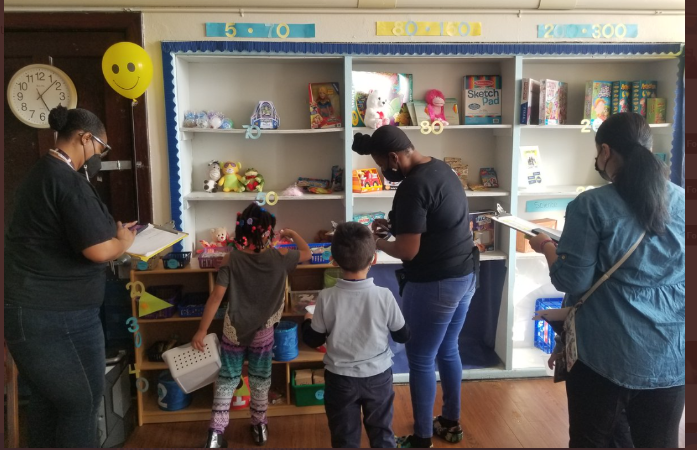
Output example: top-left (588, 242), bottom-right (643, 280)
top-left (142, 9), bottom-right (684, 223)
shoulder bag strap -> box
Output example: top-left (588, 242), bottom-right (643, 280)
top-left (577, 231), bottom-right (646, 305)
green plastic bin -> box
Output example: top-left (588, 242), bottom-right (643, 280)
top-left (291, 370), bottom-right (325, 406)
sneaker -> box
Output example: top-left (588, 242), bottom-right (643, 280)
top-left (395, 435), bottom-right (433, 448)
top-left (432, 416), bottom-right (464, 443)
top-left (251, 423), bottom-right (268, 446)
top-left (204, 430), bottom-right (227, 448)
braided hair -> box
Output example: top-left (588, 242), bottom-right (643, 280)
top-left (234, 202), bottom-right (277, 253)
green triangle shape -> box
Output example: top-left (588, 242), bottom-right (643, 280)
top-left (138, 291), bottom-right (173, 317)
top-left (234, 377), bottom-right (250, 397)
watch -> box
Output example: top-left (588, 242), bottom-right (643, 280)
top-left (6, 64), bottom-right (78, 128)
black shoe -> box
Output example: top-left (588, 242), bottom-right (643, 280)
top-left (204, 430), bottom-right (227, 448)
top-left (395, 435), bottom-right (433, 448)
top-left (251, 423), bottom-right (268, 446)
top-left (433, 416), bottom-right (464, 443)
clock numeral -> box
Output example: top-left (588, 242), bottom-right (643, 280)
top-left (55, 82), bottom-right (62, 90)
top-left (21, 103), bottom-right (27, 111)
top-left (17, 82), bottom-right (27, 91)
top-left (48, 74), bottom-right (53, 83)
top-left (36, 72), bottom-right (45, 81)
top-left (25, 74), bottom-right (34, 83)
top-left (29, 110), bottom-right (35, 119)
top-left (16, 92), bottom-right (23, 101)
top-left (40, 112), bottom-right (46, 121)
top-left (59, 92), bottom-right (66, 101)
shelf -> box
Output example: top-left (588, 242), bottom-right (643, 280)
top-left (353, 188), bottom-right (510, 199)
top-left (185, 192), bottom-right (345, 201)
top-left (180, 127), bottom-right (344, 135)
top-left (376, 249), bottom-right (507, 265)
top-left (132, 258), bottom-right (216, 274)
top-left (137, 312), bottom-right (225, 324)
top-left (517, 185), bottom-right (605, 197)
top-left (512, 347), bottom-right (552, 372)
top-left (520, 123), bottom-right (672, 130)
top-left (353, 124), bottom-right (512, 133)
top-left (295, 263), bottom-right (334, 270)
top-left (515, 252), bottom-right (547, 260)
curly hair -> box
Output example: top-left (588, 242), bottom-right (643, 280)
top-left (233, 202), bottom-right (277, 253)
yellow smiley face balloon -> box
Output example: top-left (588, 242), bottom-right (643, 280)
top-left (102, 42), bottom-right (153, 99)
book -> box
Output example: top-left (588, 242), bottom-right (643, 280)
top-left (470, 211), bottom-right (496, 252)
top-left (463, 75), bottom-right (502, 125)
top-left (631, 80), bottom-right (657, 118)
top-left (520, 146), bottom-right (543, 186)
top-left (646, 97), bottom-right (666, 124)
top-left (539, 79), bottom-right (566, 125)
top-left (126, 224), bottom-right (188, 261)
top-left (584, 81), bottom-right (612, 122)
top-left (309, 82), bottom-right (342, 129)
top-left (611, 81), bottom-right (631, 114)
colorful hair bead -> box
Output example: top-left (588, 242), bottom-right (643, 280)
top-left (247, 218), bottom-right (253, 225)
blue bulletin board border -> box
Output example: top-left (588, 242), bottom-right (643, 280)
top-left (161, 42), bottom-right (683, 244)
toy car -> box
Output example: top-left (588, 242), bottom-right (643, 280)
top-left (352, 168), bottom-right (383, 193)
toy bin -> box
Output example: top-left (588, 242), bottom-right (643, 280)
top-left (289, 290), bottom-right (320, 314)
top-left (278, 243), bottom-right (331, 264)
top-left (137, 285), bottom-right (183, 320)
top-left (323, 268), bottom-right (342, 288)
top-left (534, 298), bottom-right (564, 354)
top-left (131, 255), bottom-right (160, 271)
top-left (162, 333), bottom-right (221, 394)
top-left (162, 252), bottom-right (192, 269)
top-left (157, 370), bottom-right (193, 411)
top-left (272, 321), bottom-right (298, 362)
top-left (178, 292), bottom-right (226, 319)
top-left (291, 370), bottom-right (325, 407)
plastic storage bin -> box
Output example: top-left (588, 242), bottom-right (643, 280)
top-left (272, 321), bottom-right (299, 361)
top-left (278, 243), bottom-right (331, 264)
top-left (162, 252), bottom-right (192, 269)
top-left (291, 370), bottom-right (325, 406)
top-left (131, 255), bottom-right (160, 271)
top-left (177, 292), bottom-right (226, 319)
top-left (198, 247), bottom-right (232, 269)
top-left (162, 333), bottom-right (221, 394)
top-left (289, 290), bottom-right (320, 314)
top-left (137, 285), bottom-right (183, 320)
top-left (534, 298), bottom-right (564, 354)
top-left (157, 370), bottom-right (193, 411)
top-left (323, 268), bottom-right (342, 288)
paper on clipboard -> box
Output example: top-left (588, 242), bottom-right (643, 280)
top-left (126, 224), bottom-right (188, 261)
top-left (487, 204), bottom-right (562, 242)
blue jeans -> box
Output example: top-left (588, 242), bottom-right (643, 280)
top-left (4, 304), bottom-right (105, 448)
top-left (402, 273), bottom-right (476, 438)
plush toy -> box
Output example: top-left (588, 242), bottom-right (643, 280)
top-left (195, 110), bottom-right (209, 128)
top-left (211, 227), bottom-right (230, 246)
top-left (203, 179), bottom-right (218, 193)
top-left (425, 89), bottom-right (449, 126)
top-left (364, 90), bottom-right (391, 129)
top-left (282, 183), bottom-right (304, 197)
top-left (218, 161), bottom-right (246, 193)
top-left (208, 161), bottom-right (222, 182)
top-left (183, 110), bottom-right (197, 128)
top-left (243, 168), bottom-right (265, 192)
top-left (207, 111), bottom-right (224, 129)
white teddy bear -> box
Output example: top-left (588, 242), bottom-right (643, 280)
top-left (364, 90), bottom-right (391, 129)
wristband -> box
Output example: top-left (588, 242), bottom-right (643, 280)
top-left (539, 239), bottom-right (557, 252)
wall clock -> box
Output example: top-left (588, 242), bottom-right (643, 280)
top-left (7, 64), bottom-right (78, 128)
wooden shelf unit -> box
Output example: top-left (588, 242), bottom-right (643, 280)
top-left (130, 261), bottom-right (329, 425)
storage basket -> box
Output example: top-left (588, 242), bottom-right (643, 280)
top-left (534, 298), bottom-right (563, 354)
top-left (291, 370), bottom-right (325, 407)
top-left (289, 290), bottom-right (320, 314)
top-left (162, 333), bottom-right (221, 394)
top-left (278, 243), bottom-right (331, 264)
top-left (162, 252), bottom-right (192, 269)
top-left (157, 370), bottom-right (192, 411)
top-left (132, 255), bottom-right (160, 271)
top-left (198, 247), bottom-right (231, 269)
top-left (137, 285), bottom-right (183, 320)
top-left (177, 292), bottom-right (226, 319)
top-left (272, 321), bottom-right (298, 361)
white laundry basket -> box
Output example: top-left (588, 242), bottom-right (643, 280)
top-left (162, 333), bottom-right (221, 394)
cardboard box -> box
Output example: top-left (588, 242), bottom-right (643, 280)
top-left (611, 81), bottom-right (631, 114)
top-left (294, 369), bottom-right (314, 386)
top-left (470, 211), bottom-right (495, 252)
top-left (647, 98), bottom-right (666, 124)
top-left (516, 218), bottom-right (558, 253)
top-left (631, 80), bottom-right (657, 118)
top-left (539, 79), bottom-right (567, 126)
top-left (312, 369), bottom-right (325, 385)
top-left (583, 81), bottom-right (612, 122)
top-left (309, 82), bottom-right (342, 129)
top-left (463, 75), bottom-right (502, 124)
top-left (520, 78), bottom-right (540, 125)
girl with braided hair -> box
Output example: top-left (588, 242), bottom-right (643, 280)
top-left (192, 202), bottom-right (311, 447)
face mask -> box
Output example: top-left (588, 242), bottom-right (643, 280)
top-left (594, 154), bottom-right (612, 182)
top-left (80, 140), bottom-right (102, 182)
top-left (381, 161), bottom-right (405, 183)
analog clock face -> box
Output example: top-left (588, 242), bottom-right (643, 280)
top-left (7, 64), bottom-right (78, 128)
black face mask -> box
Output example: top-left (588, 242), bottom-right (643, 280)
top-left (594, 154), bottom-right (612, 182)
top-left (382, 163), bottom-right (405, 183)
top-left (80, 139), bottom-right (102, 182)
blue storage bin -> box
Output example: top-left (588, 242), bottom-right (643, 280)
top-left (534, 298), bottom-right (563, 354)
top-left (273, 321), bottom-right (299, 361)
top-left (157, 370), bottom-right (192, 411)
top-left (278, 243), bottom-right (331, 264)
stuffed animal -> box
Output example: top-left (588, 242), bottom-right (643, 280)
top-left (203, 179), bottom-right (218, 193)
top-left (210, 227), bottom-right (229, 246)
top-left (243, 168), bottom-right (265, 192)
top-left (364, 90), bottom-right (391, 129)
top-left (208, 161), bottom-right (222, 181)
top-left (218, 161), bottom-right (246, 193)
top-left (425, 89), bottom-right (449, 126)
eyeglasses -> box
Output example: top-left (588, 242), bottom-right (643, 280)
top-left (91, 135), bottom-right (112, 159)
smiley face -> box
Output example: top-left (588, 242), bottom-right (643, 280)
top-left (102, 42), bottom-right (153, 99)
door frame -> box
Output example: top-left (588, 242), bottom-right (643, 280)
top-left (5, 12), bottom-right (153, 223)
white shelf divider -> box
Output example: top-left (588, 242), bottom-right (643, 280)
top-left (517, 185), bottom-right (605, 198)
top-left (376, 249), bottom-right (506, 265)
top-left (185, 192), bottom-right (345, 201)
top-left (353, 124), bottom-right (512, 134)
top-left (354, 188), bottom-right (510, 199)
top-left (520, 123), bottom-right (672, 130)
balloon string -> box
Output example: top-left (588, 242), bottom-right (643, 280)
top-left (131, 99), bottom-right (141, 223)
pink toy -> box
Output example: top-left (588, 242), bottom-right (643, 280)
top-left (425, 89), bottom-right (449, 126)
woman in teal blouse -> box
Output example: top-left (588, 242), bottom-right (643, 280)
top-left (530, 113), bottom-right (685, 448)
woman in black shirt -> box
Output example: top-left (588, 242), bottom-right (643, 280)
top-left (352, 126), bottom-right (477, 448)
top-left (4, 106), bottom-right (136, 448)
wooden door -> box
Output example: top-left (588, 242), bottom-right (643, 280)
top-left (4, 13), bottom-right (153, 227)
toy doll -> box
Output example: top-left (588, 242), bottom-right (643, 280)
top-left (317, 86), bottom-right (335, 119)
top-left (425, 89), bottom-right (449, 126)
top-left (218, 161), bottom-right (246, 193)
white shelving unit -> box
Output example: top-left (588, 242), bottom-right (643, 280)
top-left (165, 47), bottom-right (681, 378)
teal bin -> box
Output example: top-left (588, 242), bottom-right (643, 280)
top-left (291, 370), bottom-right (325, 407)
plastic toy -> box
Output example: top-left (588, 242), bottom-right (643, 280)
top-left (251, 101), bottom-right (280, 129)
top-left (352, 168), bottom-right (383, 193)
top-left (195, 110), bottom-right (209, 128)
top-left (182, 110), bottom-right (196, 128)
top-left (364, 91), bottom-right (391, 129)
top-left (331, 165), bottom-right (344, 192)
top-left (425, 89), bottom-right (449, 126)
top-left (208, 161), bottom-right (222, 182)
top-left (203, 179), bottom-right (218, 193)
top-left (218, 161), bottom-right (246, 193)
top-left (309, 82), bottom-right (342, 129)
top-left (297, 177), bottom-right (331, 190)
top-left (221, 118), bottom-right (234, 129)
top-left (282, 183), bottom-right (304, 197)
top-left (207, 111), bottom-right (224, 129)
top-left (243, 168), bottom-right (265, 192)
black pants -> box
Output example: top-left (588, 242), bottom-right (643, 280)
top-left (5, 304), bottom-right (105, 448)
top-left (566, 360), bottom-right (685, 448)
top-left (324, 368), bottom-right (395, 448)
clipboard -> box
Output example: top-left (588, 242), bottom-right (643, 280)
top-left (126, 224), bottom-right (188, 261)
top-left (486, 204), bottom-right (562, 242)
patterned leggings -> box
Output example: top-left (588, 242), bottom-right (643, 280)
top-left (209, 327), bottom-right (274, 433)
